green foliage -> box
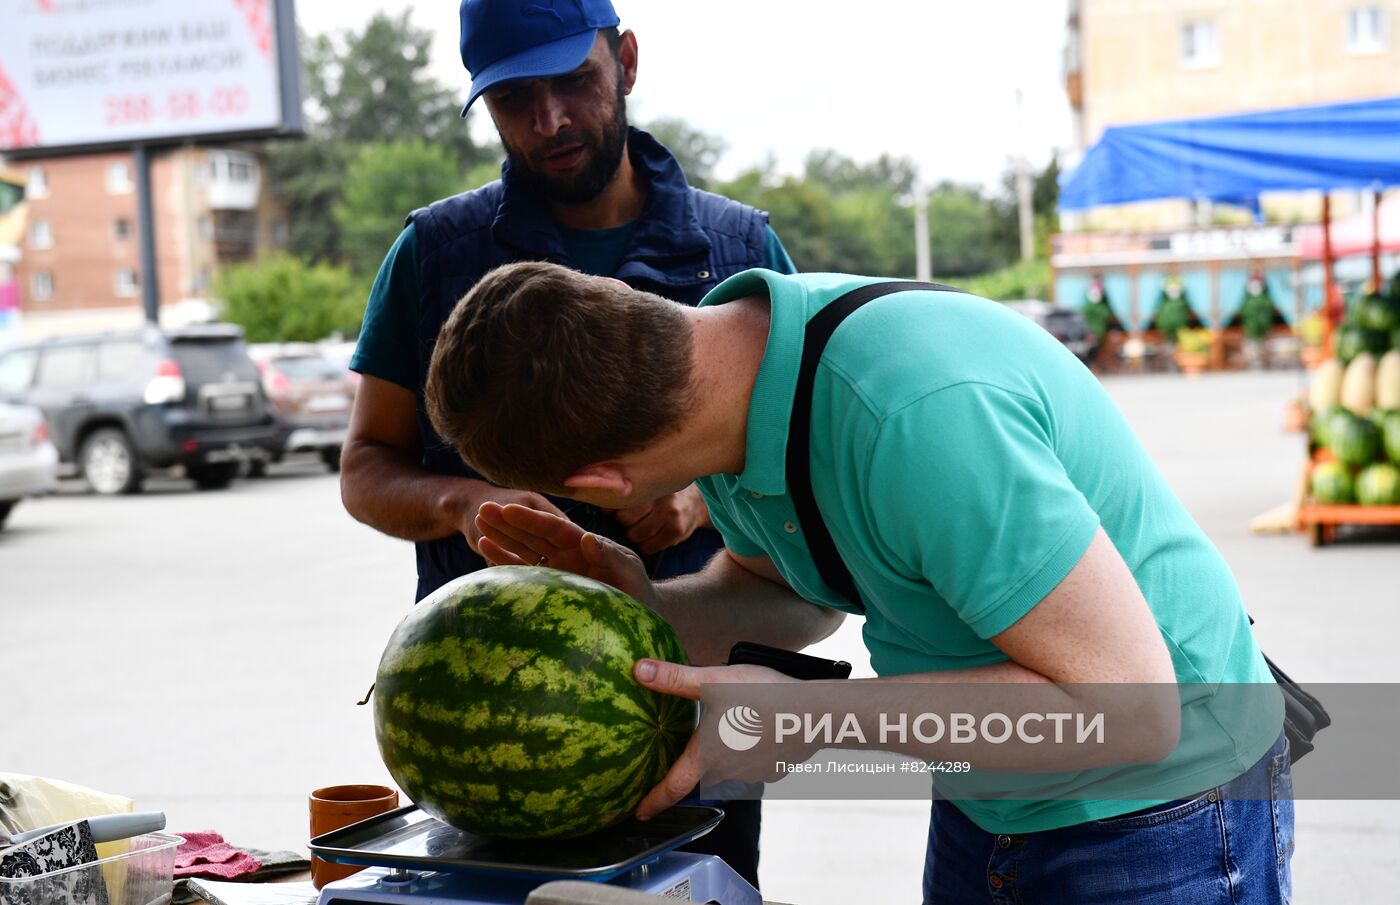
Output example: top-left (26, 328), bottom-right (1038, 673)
top-left (645, 118), bottom-right (727, 191)
top-left (956, 258), bottom-right (1050, 301)
top-left (335, 140), bottom-right (464, 278)
top-left (1154, 295), bottom-right (1193, 340)
top-left (1177, 327), bottom-right (1213, 355)
top-left (1082, 299), bottom-right (1113, 339)
top-left (1240, 291), bottom-right (1277, 341)
top-left (718, 164), bottom-right (915, 277)
top-left (267, 11), bottom-right (495, 264)
top-left (216, 254), bottom-right (362, 343)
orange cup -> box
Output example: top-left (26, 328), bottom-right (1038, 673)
top-left (309, 784), bottom-right (399, 889)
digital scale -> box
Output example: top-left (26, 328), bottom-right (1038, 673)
top-left (308, 804), bottom-right (762, 905)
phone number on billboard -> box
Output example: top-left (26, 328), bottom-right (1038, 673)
top-left (104, 88), bottom-right (251, 126)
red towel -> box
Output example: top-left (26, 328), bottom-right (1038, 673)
top-left (173, 831), bottom-right (264, 879)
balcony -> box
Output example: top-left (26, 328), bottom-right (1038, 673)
top-left (203, 150), bottom-right (261, 211)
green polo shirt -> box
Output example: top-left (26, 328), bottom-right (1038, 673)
top-left (695, 269), bottom-right (1281, 833)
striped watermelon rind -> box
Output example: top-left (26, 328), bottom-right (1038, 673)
top-left (374, 566), bottom-right (696, 840)
top-left (1356, 463), bottom-right (1400, 506)
top-left (1328, 413), bottom-right (1382, 467)
top-left (1384, 411), bottom-right (1400, 465)
top-left (1311, 461), bottom-right (1355, 504)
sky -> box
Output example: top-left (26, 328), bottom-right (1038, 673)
top-left (292, 0), bottom-right (1075, 189)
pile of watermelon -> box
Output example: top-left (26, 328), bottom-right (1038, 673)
top-left (1308, 294), bottom-right (1400, 505)
top-left (373, 566), bottom-right (696, 840)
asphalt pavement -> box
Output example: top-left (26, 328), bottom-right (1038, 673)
top-left (2, 371), bottom-right (1393, 902)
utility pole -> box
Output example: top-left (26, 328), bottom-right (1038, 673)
top-left (915, 178), bottom-right (931, 282)
top-left (1015, 89), bottom-right (1035, 262)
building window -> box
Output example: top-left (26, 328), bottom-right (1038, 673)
top-left (28, 219), bottom-right (53, 250)
top-left (26, 167), bottom-right (48, 199)
top-left (1180, 20), bottom-right (1219, 69)
top-left (114, 268), bottom-right (139, 298)
top-left (1347, 7), bottom-right (1387, 53)
top-left (31, 271), bottom-right (54, 302)
top-left (106, 161), bottom-right (133, 194)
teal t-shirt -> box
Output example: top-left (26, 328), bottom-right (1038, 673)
top-left (695, 269), bottom-right (1281, 833)
top-left (350, 222), bottom-right (797, 389)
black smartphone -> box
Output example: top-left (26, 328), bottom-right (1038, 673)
top-left (726, 641), bottom-right (853, 680)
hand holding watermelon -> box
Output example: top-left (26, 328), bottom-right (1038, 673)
top-left (630, 659), bottom-right (801, 821)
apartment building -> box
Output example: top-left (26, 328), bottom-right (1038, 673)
top-left (9, 146), bottom-right (288, 339)
top-left (1065, 0), bottom-right (1400, 229)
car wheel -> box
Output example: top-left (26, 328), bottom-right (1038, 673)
top-left (320, 446), bottom-right (342, 473)
top-left (246, 459), bottom-right (268, 478)
top-left (0, 500), bottom-right (13, 530)
top-left (80, 428), bottom-right (143, 495)
top-left (188, 462), bottom-right (240, 490)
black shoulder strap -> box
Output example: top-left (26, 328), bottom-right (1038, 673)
top-left (784, 280), bottom-right (969, 614)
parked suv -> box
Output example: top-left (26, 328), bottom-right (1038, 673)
top-left (247, 343), bottom-right (355, 473)
top-left (0, 324), bottom-right (280, 493)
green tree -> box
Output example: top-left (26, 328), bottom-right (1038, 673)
top-left (267, 11), bottom-right (496, 263)
top-left (645, 117), bottom-right (727, 191)
top-left (991, 155), bottom-right (1061, 260)
top-left (217, 254), bottom-right (362, 342)
top-left (719, 151), bottom-right (923, 277)
top-left (335, 140), bottom-right (464, 278)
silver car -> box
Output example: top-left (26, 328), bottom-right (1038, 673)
top-left (0, 402), bottom-right (59, 530)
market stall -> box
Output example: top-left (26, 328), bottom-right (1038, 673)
top-left (1058, 96), bottom-right (1400, 543)
top-left (1056, 95), bottom-right (1400, 371)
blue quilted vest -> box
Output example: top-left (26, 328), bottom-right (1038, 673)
top-left (408, 128), bottom-right (769, 601)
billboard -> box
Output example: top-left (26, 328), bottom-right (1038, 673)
top-left (0, 0), bottom-right (302, 155)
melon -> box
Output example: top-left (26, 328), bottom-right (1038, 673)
top-left (1376, 350), bottom-right (1400, 411)
top-left (1308, 358), bottom-right (1344, 415)
top-left (1329, 412), bottom-right (1382, 467)
top-left (1356, 463), bottom-right (1400, 506)
top-left (1336, 325), bottom-right (1389, 365)
top-left (373, 566), bottom-right (695, 839)
top-left (1341, 353), bottom-right (1378, 416)
top-left (1310, 461), bottom-right (1354, 504)
top-left (1384, 411), bottom-right (1400, 465)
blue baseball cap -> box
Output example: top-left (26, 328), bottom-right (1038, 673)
top-left (458, 0), bottom-right (621, 116)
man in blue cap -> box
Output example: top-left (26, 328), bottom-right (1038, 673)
top-left (340, 0), bottom-right (834, 886)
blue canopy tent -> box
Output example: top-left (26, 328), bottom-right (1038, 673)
top-left (1060, 95), bottom-right (1400, 211)
top-left (1058, 95), bottom-right (1400, 340)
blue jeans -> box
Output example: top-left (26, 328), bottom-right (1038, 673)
top-left (922, 733), bottom-right (1294, 904)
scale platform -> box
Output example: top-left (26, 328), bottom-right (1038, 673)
top-left (309, 804), bottom-right (761, 905)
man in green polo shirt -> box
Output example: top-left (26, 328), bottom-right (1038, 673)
top-left (424, 261), bottom-right (1292, 903)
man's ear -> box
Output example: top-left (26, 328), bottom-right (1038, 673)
top-left (563, 463), bottom-right (633, 497)
top-left (618, 29), bottom-right (638, 95)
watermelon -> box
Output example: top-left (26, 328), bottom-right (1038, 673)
top-left (1355, 294), bottom-right (1400, 335)
top-left (1384, 411), bottom-right (1400, 464)
top-left (1330, 413), bottom-right (1382, 467)
top-left (1335, 325), bottom-right (1390, 364)
top-left (1315, 406), bottom-right (1353, 450)
top-left (1356, 463), bottom-right (1400, 505)
top-left (373, 566), bottom-right (696, 840)
top-left (1311, 461), bottom-right (1354, 504)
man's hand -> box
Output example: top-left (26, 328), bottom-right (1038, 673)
top-left (630, 659), bottom-right (798, 821)
top-left (615, 484), bottom-right (711, 554)
top-left (476, 502), bottom-right (659, 606)
top-left (455, 490), bottom-right (565, 554)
